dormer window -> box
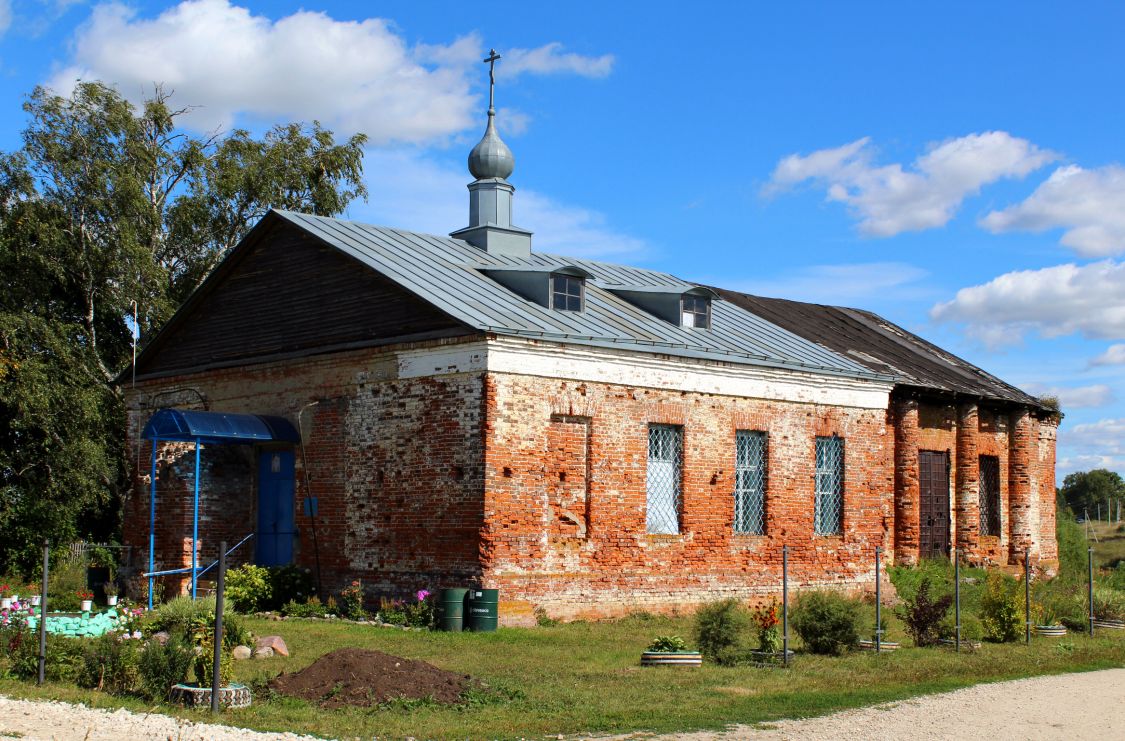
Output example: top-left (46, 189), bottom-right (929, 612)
top-left (681, 294), bottom-right (711, 329)
top-left (551, 273), bottom-right (584, 312)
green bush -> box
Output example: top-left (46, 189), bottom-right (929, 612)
top-left (225, 564), bottom-right (272, 613)
top-left (647, 635), bottom-right (689, 652)
top-left (267, 565), bottom-right (315, 609)
top-left (45, 556), bottom-right (86, 612)
top-left (980, 573), bottom-right (1022, 642)
top-left (1, 630), bottom-right (85, 682)
top-left (693, 599), bottom-right (752, 665)
top-left (791, 591), bottom-right (863, 655)
top-left (137, 633), bottom-right (194, 700)
top-left (147, 595), bottom-right (248, 650)
top-left (1090, 587), bottom-right (1125, 621)
top-left (1055, 511), bottom-right (1088, 582)
top-left (898, 576), bottom-right (953, 647)
top-left (78, 634), bottom-right (141, 695)
top-left (282, 596), bottom-right (329, 618)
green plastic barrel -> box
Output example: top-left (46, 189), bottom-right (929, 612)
top-left (437, 588), bottom-right (469, 632)
top-left (465, 588), bottom-right (499, 632)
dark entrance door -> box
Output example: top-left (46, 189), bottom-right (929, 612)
top-left (256, 450), bottom-right (296, 566)
top-left (919, 450), bottom-right (951, 558)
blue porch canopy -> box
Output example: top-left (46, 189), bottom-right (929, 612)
top-left (141, 408), bottom-right (300, 606)
top-left (142, 408), bottom-right (300, 444)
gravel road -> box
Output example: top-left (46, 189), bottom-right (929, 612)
top-left (0, 668), bottom-right (1121, 740)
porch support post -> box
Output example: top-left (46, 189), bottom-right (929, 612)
top-left (148, 439), bottom-right (158, 610)
top-left (191, 438), bottom-right (201, 600)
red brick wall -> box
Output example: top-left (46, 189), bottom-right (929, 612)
top-left (480, 374), bottom-right (894, 619)
top-left (123, 339), bottom-right (487, 602)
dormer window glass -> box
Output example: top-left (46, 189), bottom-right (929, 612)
top-left (681, 295), bottom-right (711, 329)
top-left (551, 273), bottom-right (584, 312)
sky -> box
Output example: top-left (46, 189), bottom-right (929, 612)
top-left (1, 1), bottom-right (1123, 483)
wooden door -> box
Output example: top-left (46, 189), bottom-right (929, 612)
top-left (919, 450), bottom-right (951, 558)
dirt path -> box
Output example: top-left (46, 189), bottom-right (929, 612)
top-left (0, 668), bottom-right (1121, 739)
top-left (642, 667), bottom-right (1125, 741)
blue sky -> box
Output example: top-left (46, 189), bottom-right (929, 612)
top-left (2, 1), bottom-right (1124, 481)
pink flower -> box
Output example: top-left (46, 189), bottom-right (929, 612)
top-left (416, 590), bottom-right (431, 602)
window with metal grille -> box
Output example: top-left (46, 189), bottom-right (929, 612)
top-left (680, 295), bottom-right (711, 329)
top-left (979, 455), bottom-right (1001, 536)
top-left (814, 436), bottom-right (844, 535)
top-left (646, 424), bottom-right (683, 534)
top-left (551, 273), bottom-right (584, 312)
top-left (734, 430), bottom-right (767, 534)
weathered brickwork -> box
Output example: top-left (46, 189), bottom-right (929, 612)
top-left (889, 398), bottom-right (1058, 571)
top-left (480, 373), bottom-right (894, 619)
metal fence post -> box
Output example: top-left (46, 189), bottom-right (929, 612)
top-left (782, 544), bottom-right (789, 667)
top-left (954, 548), bottom-right (961, 653)
top-left (1024, 547), bottom-right (1031, 645)
top-left (211, 540), bottom-right (226, 714)
top-left (1088, 547), bottom-right (1095, 636)
top-left (875, 546), bottom-right (882, 654)
top-left (37, 540), bottom-right (49, 685)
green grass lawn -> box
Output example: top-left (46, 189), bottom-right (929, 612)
top-left (1, 612), bottom-right (1122, 740)
top-left (1087, 520), bottom-right (1125, 569)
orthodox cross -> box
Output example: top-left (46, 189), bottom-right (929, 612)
top-left (484, 48), bottom-right (501, 110)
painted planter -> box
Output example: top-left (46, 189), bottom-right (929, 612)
top-left (0, 598), bottom-right (10, 610)
top-left (170, 682), bottom-right (252, 709)
top-left (749, 649), bottom-right (795, 664)
top-left (29, 596), bottom-right (40, 607)
top-left (80, 600), bottom-right (93, 612)
top-left (1092, 618), bottom-right (1125, 630)
top-left (857, 639), bottom-right (900, 652)
top-left (938, 637), bottom-right (983, 649)
top-left (640, 650), bottom-right (703, 667)
top-left (106, 595), bottom-right (118, 606)
top-left (1034, 625), bottom-right (1067, 637)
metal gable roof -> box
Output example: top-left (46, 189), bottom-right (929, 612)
top-left (274, 210), bottom-right (888, 381)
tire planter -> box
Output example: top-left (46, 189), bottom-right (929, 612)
top-left (640, 650), bottom-right (702, 667)
top-left (938, 637), bottom-right (982, 650)
top-left (749, 649), bottom-right (794, 665)
top-left (1034, 625), bottom-right (1067, 637)
top-left (1092, 619), bottom-right (1125, 630)
top-left (170, 682), bottom-right (252, 709)
top-left (857, 639), bottom-right (900, 652)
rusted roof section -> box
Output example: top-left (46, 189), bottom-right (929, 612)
top-left (712, 290), bottom-right (1043, 409)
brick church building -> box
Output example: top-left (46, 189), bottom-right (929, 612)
top-left (121, 73), bottom-right (1057, 622)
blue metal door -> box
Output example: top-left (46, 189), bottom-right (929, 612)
top-left (256, 450), bottom-right (296, 566)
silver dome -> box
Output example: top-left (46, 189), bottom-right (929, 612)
top-left (468, 111), bottom-right (514, 180)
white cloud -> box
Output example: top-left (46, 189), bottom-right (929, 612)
top-left (981, 164), bottom-right (1125, 257)
top-left (1091, 344), bottom-right (1125, 367)
top-left (502, 43), bottom-right (614, 78)
top-left (1022, 383), bottom-right (1114, 409)
top-left (767, 132), bottom-right (1057, 237)
top-left (1058, 418), bottom-right (1125, 476)
top-left (723, 262), bottom-right (928, 305)
top-left (48, 1), bottom-right (611, 144)
top-left (930, 260), bottom-right (1125, 346)
top-left (349, 149), bottom-right (645, 260)
top-left (0, 0), bottom-right (10, 37)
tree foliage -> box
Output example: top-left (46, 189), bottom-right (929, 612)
top-left (0, 81), bottom-right (367, 573)
top-left (1059, 469), bottom-right (1125, 517)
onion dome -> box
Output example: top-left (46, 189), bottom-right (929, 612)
top-left (468, 109), bottom-right (515, 181)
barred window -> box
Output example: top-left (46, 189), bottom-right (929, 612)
top-left (646, 424), bottom-right (683, 534)
top-left (734, 431), bottom-right (767, 534)
top-left (814, 436), bottom-right (844, 535)
top-left (979, 455), bottom-right (1001, 536)
top-left (551, 273), bottom-right (584, 312)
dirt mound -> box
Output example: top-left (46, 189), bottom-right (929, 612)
top-left (269, 648), bottom-right (470, 708)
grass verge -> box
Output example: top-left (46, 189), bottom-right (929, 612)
top-left (0, 613), bottom-right (1122, 739)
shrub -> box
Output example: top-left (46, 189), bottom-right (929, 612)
top-left (1090, 587), bottom-right (1125, 621)
top-left (791, 591), bottom-right (862, 655)
top-left (267, 565), bottom-right (315, 610)
top-left (647, 635), bottom-right (689, 652)
top-left (78, 634), bottom-right (141, 695)
top-left (378, 596), bottom-right (408, 626)
top-left (693, 599), bottom-right (751, 665)
top-left (339, 580), bottom-right (366, 619)
top-left (980, 573), bottom-right (1022, 642)
top-left (191, 619), bottom-right (234, 687)
top-left (898, 577), bottom-right (953, 647)
top-left (45, 556), bottom-right (86, 612)
top-left (282, 596), bottom-right (329, 618)
top-left (137, 633), bottom-right (194, 700)
top-left (1055, 511), bottom-right (1088, 582)
top-left (3, 631), bottom-right (84, 682)
top-left (224, 564), bottom-right (272, 613)
top-left (147, 596), bottom-right (248, 650)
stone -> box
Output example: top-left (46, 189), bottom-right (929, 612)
top-left (255, 635), bottom-right (289, 657)
top-left (232, 645), bottom-right (252, 660)
top-left (152, 631), bottom-right (170, 645)
top-left (253, 646), bottom-right (274, 660)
